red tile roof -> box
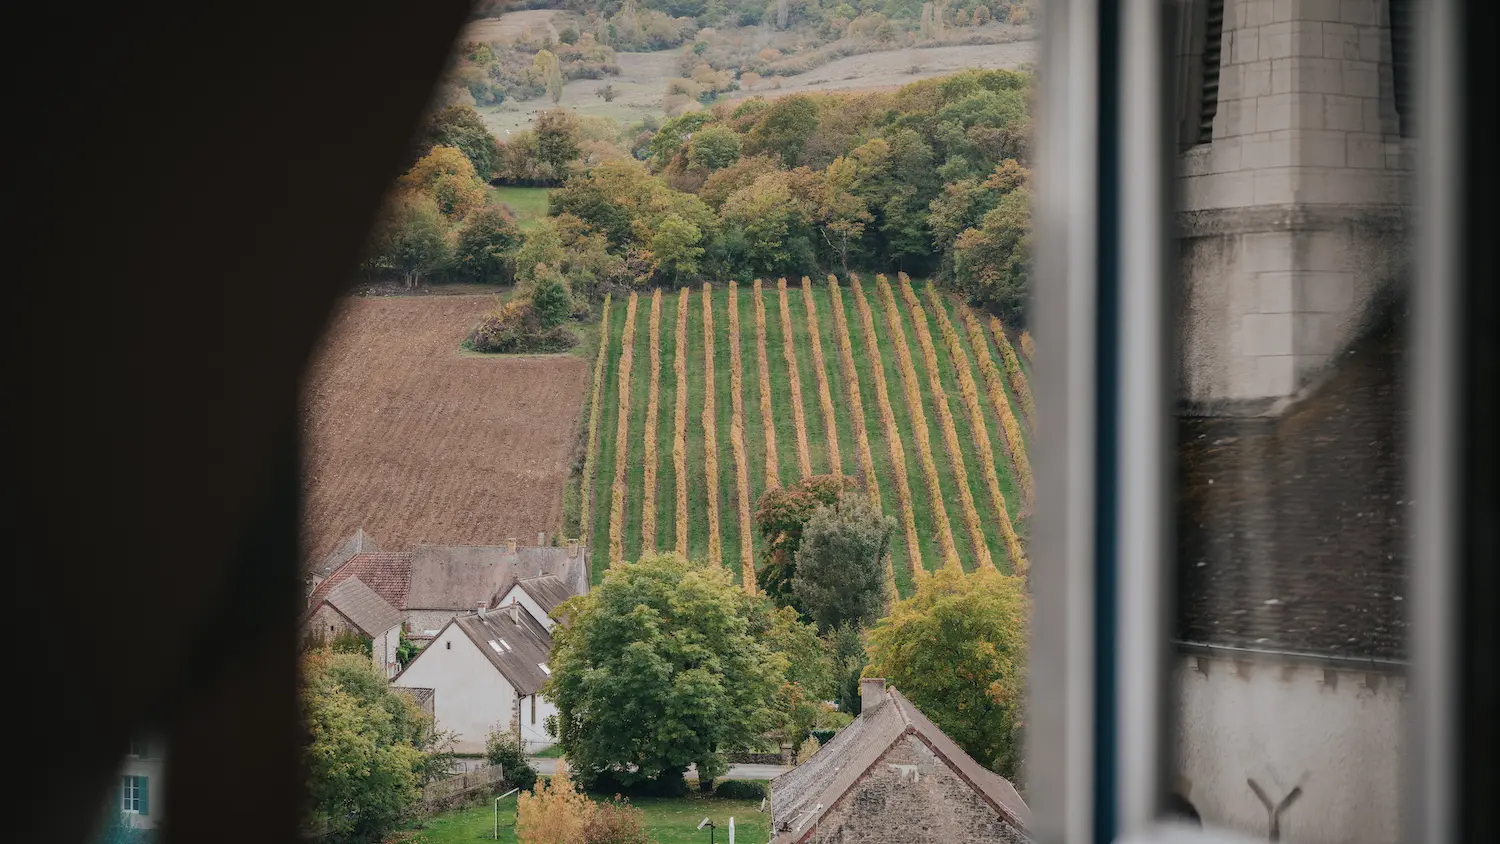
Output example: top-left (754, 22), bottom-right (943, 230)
top-left (310, 552), bottom-right (413, 610)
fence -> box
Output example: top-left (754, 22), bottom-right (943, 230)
top-left (421, 764), bottom-right (505, 809)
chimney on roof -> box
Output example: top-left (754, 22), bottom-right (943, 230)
top-left (537, 531), bottom-right (546, 546)
top-left (860, 678), bottom-right (886, 714)
top-left (509, 598), bottom-right (520, 625)
top-left (478, 601), bottom-right (487, 618)
top-left (506, 537), bottom-right (518, 552)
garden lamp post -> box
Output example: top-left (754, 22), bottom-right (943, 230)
top-left (698, 817), bottom-right (717, 844)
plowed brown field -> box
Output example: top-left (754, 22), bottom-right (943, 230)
top-left (301, 295), bottom-right (589, 563)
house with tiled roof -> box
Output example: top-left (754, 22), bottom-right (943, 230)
top-left (305, 532), bottom-right (588, 648)
top-left (303, 576), bottom-right (406, 677)
top-left (392, 575), bottom-right (573, 754)
top-left (769, 678), bottom-right (1031, 844)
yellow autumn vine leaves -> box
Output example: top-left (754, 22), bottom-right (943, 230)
top-left (608, 293), bottom-right (639, 568)
top-left (851, 275), bottom-right (923, 578)
top-left (963, 308), bottom-right (1035, 517)
top-left (991, 317), bottom-right (1035, 431)
top-left (674, 286), bottom-right (690, 557)
top-left (830, 275), bottom-right (893, 594)
top-left (641, 289), bottom-right (662, 552)
top-left (802, 276), bottom-right (842, 476)
top-left (701, 282), bottom-right (722, 569)
top-left (778, 277), bottom-right (813, 478)
top-left (727, 282), bottom-right (756, 592)
top-left (878, 274), bottom-right (961, 572)
top-left (925, 285), bottom-right (1027, 574)
top-left (579, 293), bottom-right (611, 545)
top-left (827, 277), bottom-right (879, 510)
top-left (899, 274), bottom-right (991, 572)
top-left (752, 279), bottom-right (779, 489)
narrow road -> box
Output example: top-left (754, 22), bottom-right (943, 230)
top-left (528, 756), bottom-right (790, 781)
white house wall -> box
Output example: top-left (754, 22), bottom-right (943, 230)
top-left (1174, 654), bottom-right (1404, 844)
top-left (498, 584), bottom-right (555, 631)
top-left (393, 624), bottom-right (515, 755)
top-left (375, 622), bottom-right (401, 678)
top-left (518, 692), bottom-right (559, 753)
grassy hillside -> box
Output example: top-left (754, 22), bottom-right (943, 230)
top-left (580, 275), bottom-right (1035, 597)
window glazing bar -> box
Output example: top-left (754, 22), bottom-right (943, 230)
top-left (1028, 0), bottom-right (1102, 842)
top-left (1410, 0), bottom-right (1461, 842)
top-left (1115, 0), bottom-right (1175, 836)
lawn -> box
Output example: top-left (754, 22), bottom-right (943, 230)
top-left (405, 789), bottom-right (769, 844)
top-left (486, 186), bottom-right (551, 230)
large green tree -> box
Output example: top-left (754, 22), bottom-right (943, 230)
top-left (453, 205), bottom-right (523, 283)
top-left (865, 566), bottom-right (1029, 780)
top-left (745, 94), bottom-right (820, 167)
top-left (792, 493), bottom-right (895, 632)
top-left (377, 192), bottom-right (451, 289)
top-left (686, 125), bottom-right (741, 170)
top-left (545, 553), bottom-right (786, 793)
top-left (301, 651), bottom-right (448, 843)
top-left (534, 108), bottom-right (582, 179)
top-left (753, 475), bottom-right (859, 609)
top-left (649, 212), bottom-right (704, 283)
top-left (413, 105), bottom-right (499, 179)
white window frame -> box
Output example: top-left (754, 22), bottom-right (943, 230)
top-left (1029, 2), bottom-right (1463, 842)
top-left (121, 775), bottom-right (142, 814)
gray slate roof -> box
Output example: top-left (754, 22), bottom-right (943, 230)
top-left (509, 575), bottom-right (574, 616)
top-left (406, 545), bottom-right (588, 610)
top-left (451, 606), bottom-right (555, 696)
top-left (770, 684), bottom-right (1029, 842)
top-left (1176, 317), bottom-right (1407, 660)
top-left (322, 576), bottom-right (404, 637)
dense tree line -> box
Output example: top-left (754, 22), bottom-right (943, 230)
top-left (540, 68), bottom-right (1034, 320)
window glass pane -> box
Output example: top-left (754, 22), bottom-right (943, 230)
top-left (1169, 2), bottom-right (1411, 841)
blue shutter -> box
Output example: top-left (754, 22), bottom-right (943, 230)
top-left (138, 777), bottom-right (149, 817)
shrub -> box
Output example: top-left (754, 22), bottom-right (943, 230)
top-left (485, 727), bottom-right (538, 792)
top-left (530, 266), bottom-right (574, 328)
top-left (470, 299), bottom-right (577, 355)
top-left (329, 629), bottom-right (372, 657)
top-left (715, 780), bottom-right (768, 800)
top-left (809, 728), bottom-right (837, 746)
top-left (584, 796), bottom-right (651, 844)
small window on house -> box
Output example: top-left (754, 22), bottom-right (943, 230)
top-left (446, 640), bottom-right (451, 650)
top-left (127, 739), bottom-right (145, 757)
top-left (1198, 0), bottom-right (1226, 144)
top-left (531, 694), bottom-right (536, 724)
top-left (120, 775), bottom-right (148, 815)
top-left (538, 663), bottom-right (550, 675)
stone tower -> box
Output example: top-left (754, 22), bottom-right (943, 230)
top-left (1173, 0), bottom-right (1412, 410)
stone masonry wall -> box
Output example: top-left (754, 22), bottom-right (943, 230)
top-left (803, 733), bottom-right (1027, 844)
top-left (1176, 0), bottom-right (1410, 404)
top-left (308, 603), bottom-right (358, 640)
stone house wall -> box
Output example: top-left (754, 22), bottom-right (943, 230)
top-left (803, 733), bottom-right (1027, 844)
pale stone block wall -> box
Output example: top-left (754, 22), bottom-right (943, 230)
top-left (1176, 0), bottom-right (1410, 405)
top-left (1175, 655), bottom-right (1404, 844)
